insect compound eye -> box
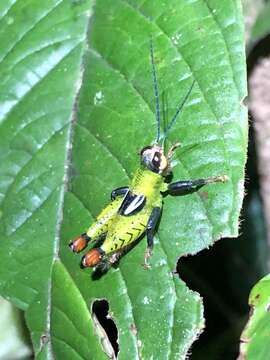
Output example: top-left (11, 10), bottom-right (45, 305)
top-left (152, 152), bottom-right (161, 167)
top-left (140, 148), bottom-right (154, 168)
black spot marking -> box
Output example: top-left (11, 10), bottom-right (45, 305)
top-left (152, 152), bottom-right (161, 167)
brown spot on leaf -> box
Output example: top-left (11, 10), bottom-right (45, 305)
top-left (130, 323), bottom-right (138, 336)
top-left (199, 191), bottom-right (209, 200)
top-left (40, 334), bottom-right (49, 346)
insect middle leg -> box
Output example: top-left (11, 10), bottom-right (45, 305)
top-left (144, 207), bottom-right (162, 268)
top-left (111, 186), bottom-right (129, 200)
top-left (167, 175), bottom-right (228, 196)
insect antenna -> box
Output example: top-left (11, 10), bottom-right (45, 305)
top-left (150, 38), bottom-right (161, 144)
top-left (161, 90), bottom-right (169, 150)
top-left (163, 79), bottom-right (195, 143)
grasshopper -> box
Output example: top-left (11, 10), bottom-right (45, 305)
top-left (69, 42), bottom-right (228, 272)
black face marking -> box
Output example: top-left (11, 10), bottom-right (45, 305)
top-left (152, 152), bottom-right (161, 167)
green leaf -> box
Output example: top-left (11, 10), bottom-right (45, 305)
top-left (50, 261), bottom-right (108, 360)
top-left (0, 0), bottom-right (104, 358)
top-left (239, 274), bottom-right (270, 360)
top-left (0, 0), bottom-right (247, 359)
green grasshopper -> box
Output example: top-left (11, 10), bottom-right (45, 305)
top-left (69, 42), bottom-right (228, 272)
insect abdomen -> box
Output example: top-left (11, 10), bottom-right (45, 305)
top-left (101, 213), bottom-right (149, 254)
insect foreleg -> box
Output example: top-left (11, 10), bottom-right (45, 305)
top-left (144, 207), bottom-right (162, 268)
top-left (167, 175), bottom-right (228, 196)
top-left (111, 186), bottom-right (129, 200)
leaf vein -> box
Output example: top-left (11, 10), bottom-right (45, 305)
top-left (0, 0), bottom-right (64, 64)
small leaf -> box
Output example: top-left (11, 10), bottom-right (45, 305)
top-left (238, 274), bottom-right (270, 360)
top-left (251, 2), bottom-right (270, 41)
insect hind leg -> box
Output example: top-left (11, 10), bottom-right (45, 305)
top-left (69, 198), bottom-right (122, 254)
top-left (69, 233), bottom-right (91, 253)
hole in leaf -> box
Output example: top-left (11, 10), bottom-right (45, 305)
top-left (92, 299), bottom-right (119, 358)
top-left (176, 235), bottom-right (260, 359)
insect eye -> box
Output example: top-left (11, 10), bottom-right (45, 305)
top-left (152, 152), bottom-right (161, 167)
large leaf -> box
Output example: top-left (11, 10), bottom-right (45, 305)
top-left (0, 0), bottom-right (247, 359)
top-left (238, 274), bottom-right (270, 360)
